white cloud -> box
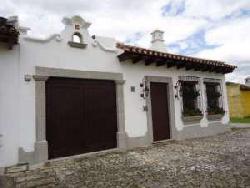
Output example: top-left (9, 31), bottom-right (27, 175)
top-left (184, 0), bottom-right (250, 20)
top-left (196, 17), bottom-right (250, 61)
top-left (1, 0), bottom-right (250, 82)
top-left (194, 16), bottom-right (250, 83)
top-left (0, 0), bottom-right (206, 44)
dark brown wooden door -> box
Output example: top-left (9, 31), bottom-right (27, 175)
top-left (46, 77), bottom-right (117, 159)
top-left (150, 82), bottom-right (170, 141)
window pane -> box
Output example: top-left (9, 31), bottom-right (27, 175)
top-left (182, 83), bottom-right (196, 109)
top-left (181, 81), bottom-right (200, 116)
top-left (206, 83), bottom-right (220, 111)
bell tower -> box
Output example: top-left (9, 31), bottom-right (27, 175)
top-left (62, 15), bottom-right (91, 48)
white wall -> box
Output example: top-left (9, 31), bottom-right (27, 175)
top-left (0, 19), bottom-right (229, 167)
top-left (0, 45), bottom-right (20, 167)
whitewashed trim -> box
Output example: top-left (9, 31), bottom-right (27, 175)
top-left (23, 34), bottom-right (62, 43)
top-left (203, 78), bottom-right (224, 118)
top-left (204, 78), bottom-right (221, 83)
top-left (178, 76), bottom-right (203, 123)
top-left (178, 76), bottom-right (200, 82)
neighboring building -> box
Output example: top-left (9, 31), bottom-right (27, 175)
top-left (0, 15), bottom-right (236, 168)
top-left (226, 80), bottom-right (250, 118)
top-left (246, 76), bottom-right (250, 86)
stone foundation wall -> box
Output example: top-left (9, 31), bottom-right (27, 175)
top-left (175, 123), bottom-right (230, 140)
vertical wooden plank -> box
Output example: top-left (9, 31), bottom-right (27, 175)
top-left (150, 82), bottom-right (170, 141)
top-left (46, 77), bottom-right (117, 159)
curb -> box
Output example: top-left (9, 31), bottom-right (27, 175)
top-left (230, 123), bottom-right (250, 129)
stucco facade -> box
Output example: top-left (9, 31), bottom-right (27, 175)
top-left (227, 82), bottom-right (250, 118)
top-left (0, 16), bottom-right (233, 168)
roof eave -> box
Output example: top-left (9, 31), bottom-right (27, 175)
top-left (117, 43), bottom-right (237, 74)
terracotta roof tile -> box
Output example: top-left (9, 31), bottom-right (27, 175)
top-left (116, 43), bottom-right (236, 74)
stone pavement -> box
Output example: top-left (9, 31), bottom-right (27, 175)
top-left (1, 128), bottom-right (250, 188)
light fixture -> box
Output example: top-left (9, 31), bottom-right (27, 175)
top-left (140, 78), bottom-right (149, 99)
top-left (174, 80), bottom-right (181, 99)
top-left (24, 75), bottom-right (32, 82)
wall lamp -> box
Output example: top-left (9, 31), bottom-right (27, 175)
top-left (140, 79), bottom-right (149, 99)
top-left (174, 80), bottom-right (181, 99)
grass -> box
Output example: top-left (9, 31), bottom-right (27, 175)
top-left (230, 117), bottom-right (250, 123)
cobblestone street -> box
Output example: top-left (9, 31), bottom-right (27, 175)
top-left (2, 128), bottom-right (250, 188)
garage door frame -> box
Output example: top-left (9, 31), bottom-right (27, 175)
top-left (19, 66), bottom-right (126, 165)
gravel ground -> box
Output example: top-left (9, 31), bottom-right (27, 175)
top-left (53, 128), bottom-right (250, 188)
top-left (4, 128), bottom-right (250, 188)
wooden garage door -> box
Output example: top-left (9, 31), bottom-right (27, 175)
top-left (150, 82), bottom-right (170, 141)
top-left (46, 77), bottom-right (117, 159)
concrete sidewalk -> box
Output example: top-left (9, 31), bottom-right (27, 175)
top-left (230, 123), bottom-right (250, 128)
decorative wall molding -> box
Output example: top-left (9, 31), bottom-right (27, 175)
top-left (68, 41), bottom-right (87, 49)
top-left (178, 76), bottom-right (200, 82)
top-left (204, 78), bottom-right (221, 83)
top-left (23, 34), bottom-right (62, 43)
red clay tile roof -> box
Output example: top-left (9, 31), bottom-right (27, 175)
top-left (240, 84), bottom-right (250, 91)
top-left (116, 43), bottom-right (236, 74)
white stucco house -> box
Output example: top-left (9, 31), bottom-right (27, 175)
top-left (0, 15), bottom-right (236, 168)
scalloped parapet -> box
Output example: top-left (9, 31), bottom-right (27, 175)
top-left (62, 15), bottom-right (91, 29)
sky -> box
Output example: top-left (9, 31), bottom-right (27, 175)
top-left (1, 0), bottom-right (250, 83)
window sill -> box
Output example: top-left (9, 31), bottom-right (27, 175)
top-left (182, 115), bottom-right (203, 124)
top-left (207, 114), bottom-right (224, 121)
top-left (68, 41), bottom-right (87, 49)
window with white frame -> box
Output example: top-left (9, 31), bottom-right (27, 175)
top-left (204, 80), bottom-right (224, 115)
top-left (179, 76), bottom-right (202, 117)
